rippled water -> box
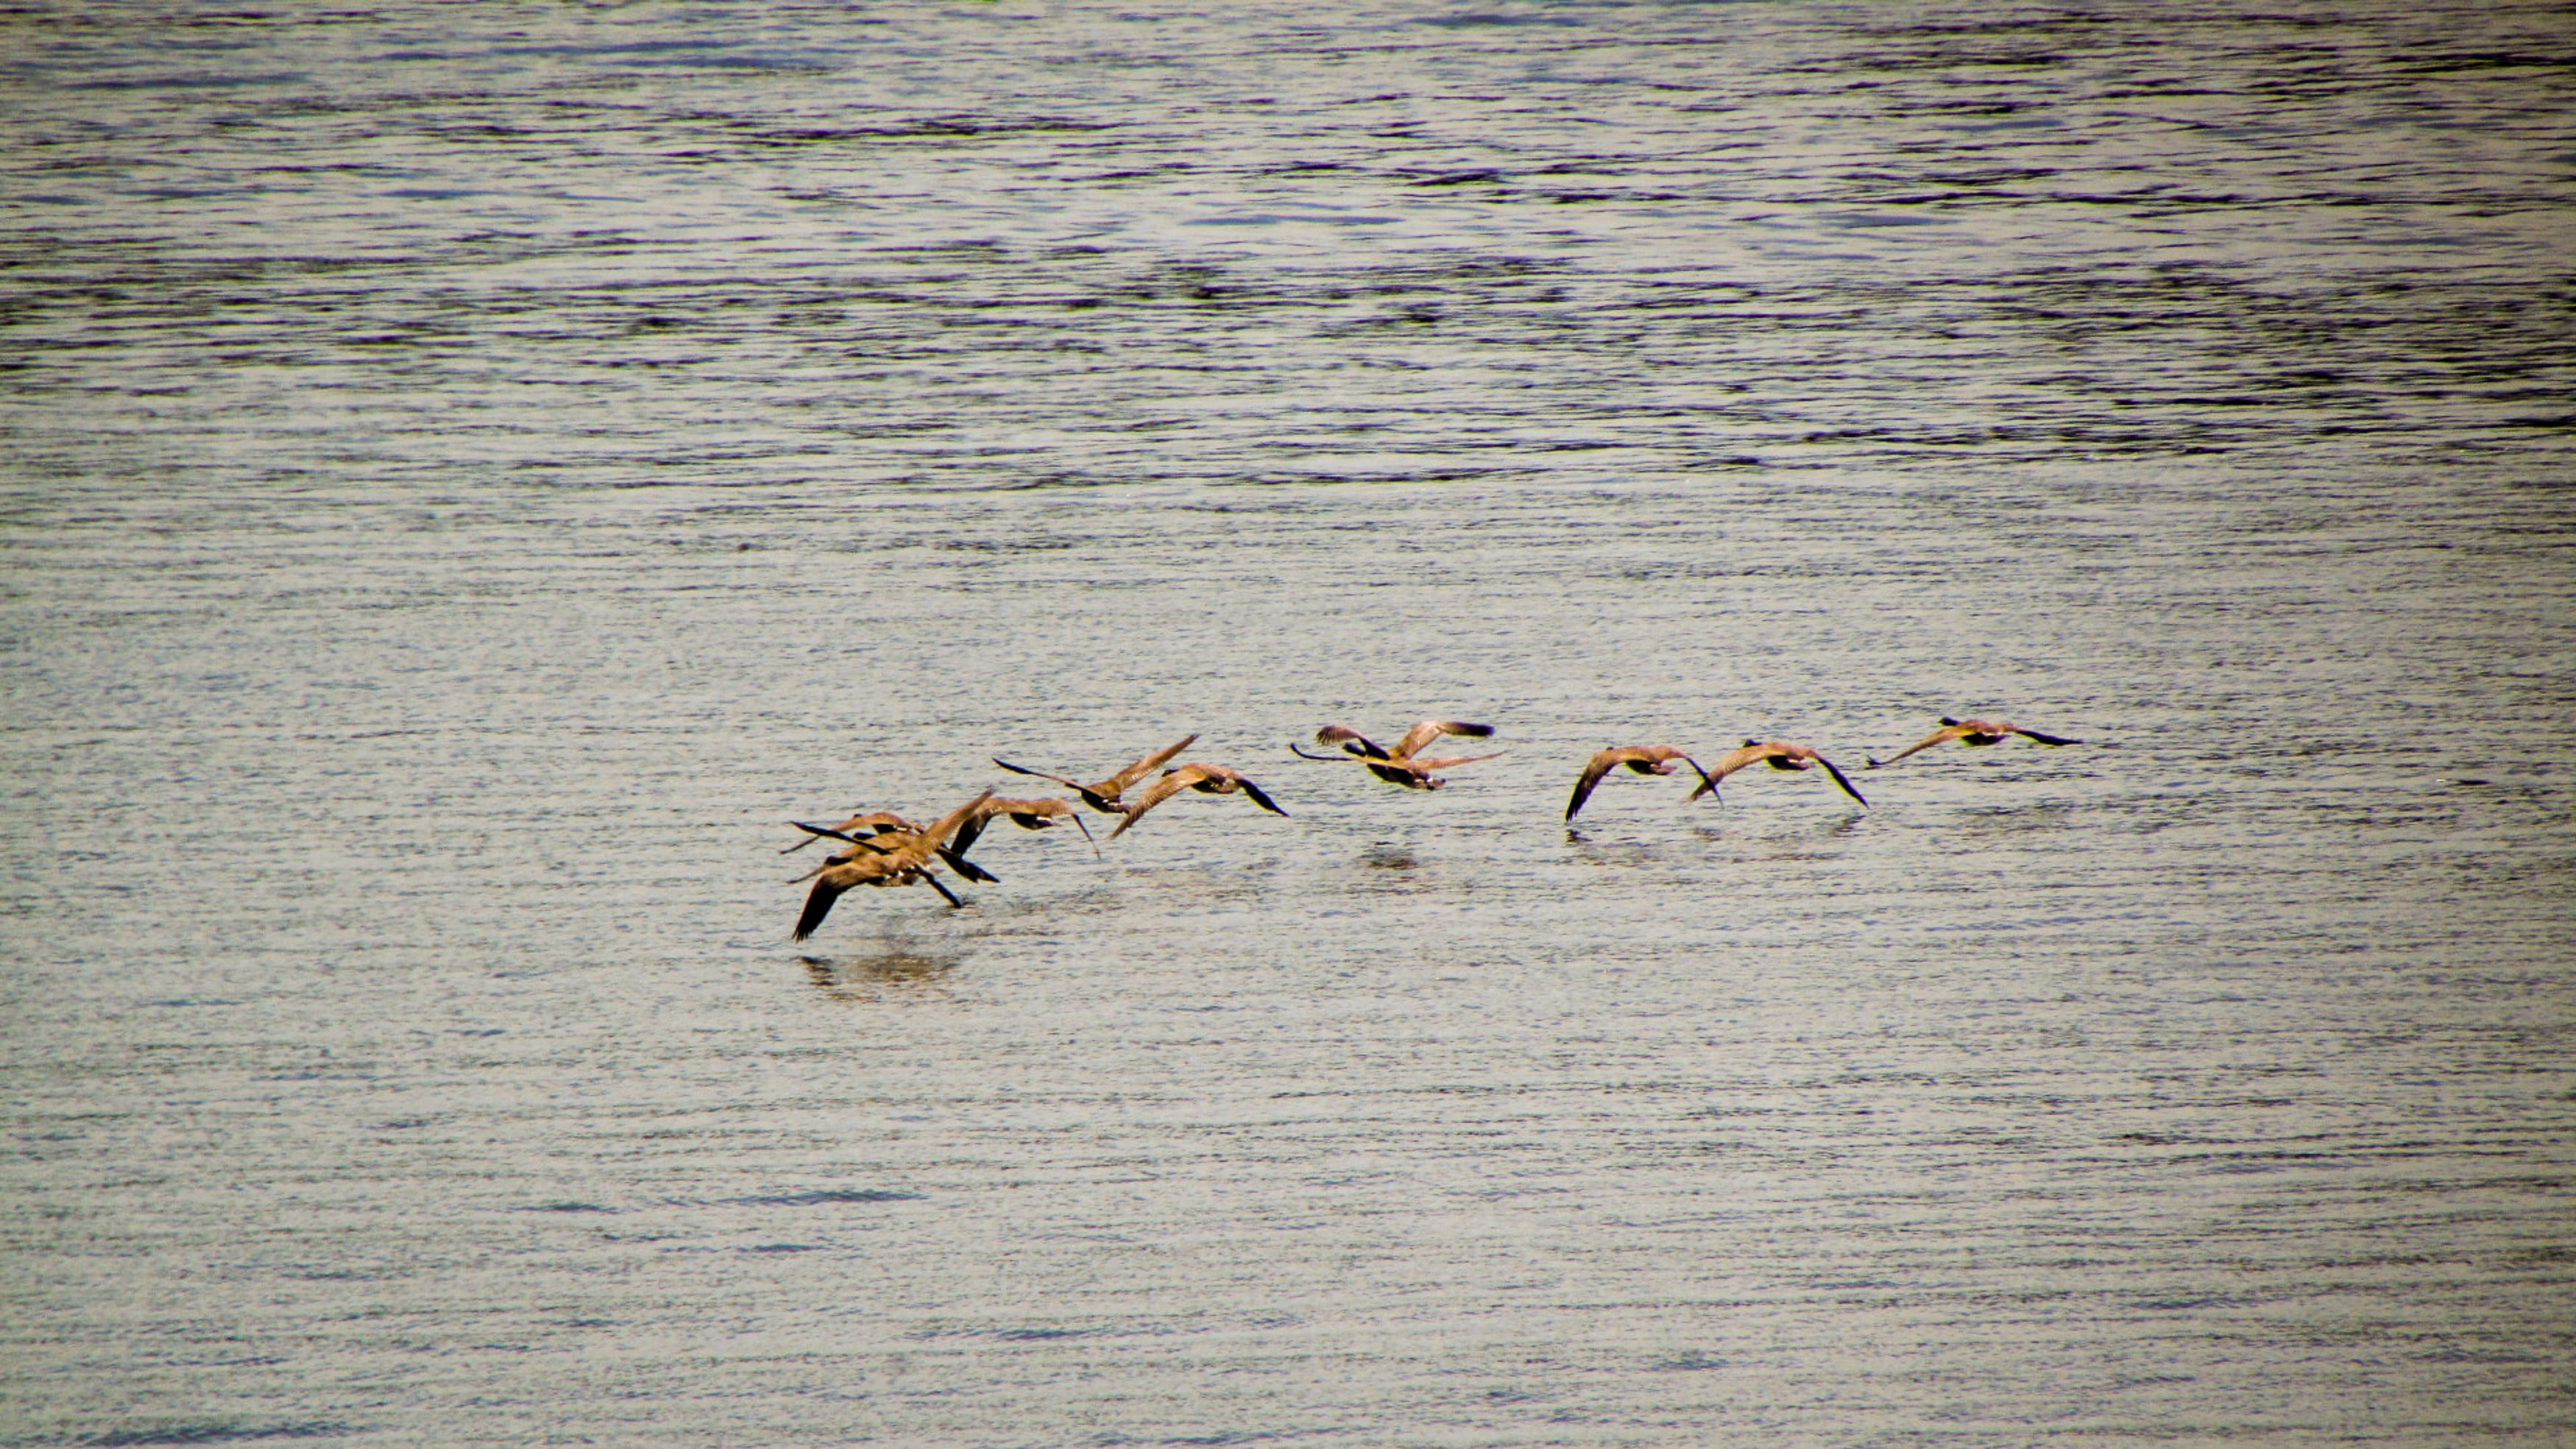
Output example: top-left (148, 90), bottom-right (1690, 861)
top-left (4, 3), bottom-right (2572, 1446)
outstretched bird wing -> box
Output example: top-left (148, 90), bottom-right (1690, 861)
top-left (1390, 720), bottom-right (1494, 761)
top-left (1108, 766), bottom-right (1206, 838)
top-left (790, 844), bottom-right (913, 939)
top-left (1567, 747), bottom-right (1670, 821)
top-left (991, 757), bottom-right (1089, 793)
top-left (1094, 733), bottom-right (1200, 798)
top-left (1234, 773), bottom-right (1288, 816)
top-left (918, 789), bottom-right (999, 854)
top-left (1405, 750), bottom-right (1504, 770)
top-left (1697, 743), bottom-right (1783, 793)
top-left (791, 870), bottom-right (855, 941)
top-left (1666, 751), bottom-right (1719, 803)
top-left (780, 810), bottom-right (913, 852)
top-left (1565, 751), bottom-right (1615, 821)
top-left (782, 821), bottom-right (858, 854)
top-left (1864, 723), bottom-right (1968, 768)
top-left (1313, 724), bottom-right (1390, 760)
top-left (935, 845), bottom-right (1001, 884)
top-left (944, 800), bottom-right (998, 860)
top-left (1811, 752), bottom-right (1869, 808)
top-left (1361, 758), bottom-right (1432, 787)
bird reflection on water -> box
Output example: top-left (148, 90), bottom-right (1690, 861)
top-left (1681, 812), bottom-right (1869, 855)
top-left (1953, 801), bottom-right (2082, 835)
top-left (1561, 832), bottom-right (1679, 869)
top-left (801, 946), bottom-right (968, 1002)
top-left (1565, 812), bottom-right (1865, 865)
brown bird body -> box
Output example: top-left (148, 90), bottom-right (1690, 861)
top-left (1565, 745), bottom-right (1716, 822)
top-left (1688, 741), bottom-right (1868, 808)
top-left (993, 734), bottom-right (1198, 814)
top-left (791, 789), bottom-right (996, 940)
top-left (1352, 751), bottom-right (1507, 790)
top-left (785, 807), bottom-right (997, 882)
top-left (1110, 763), bottom-right (1289, 838)
top-left (1292, 719), bottom-right (1501, 790)
top-left (1866, 717), bottom-right (2086, 768)
top-left (947, 795), bottom-right (1099, 860)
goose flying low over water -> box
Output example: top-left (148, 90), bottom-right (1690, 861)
top-left (1565, 745), bottom-right (1716, 822)
top-left (1110, 763), bottom-right (1289, 838)
top-left (993, 733), bottom-right (1198, 814)
top-left (1314, 720), bottom-right (1496, 763)
top-left (785, 809), bottom-right (998, 882)
top-left (948, 795), bottom-right (1100, 860)
top-left (1688, 741), bottom-right (1869, 809)
top-left (1866, 717), bottom-right (2087, 768)
top-left (1292, 719), bottom-right (1502, 790)
top-left (791, 789), bottom-right (996, 940)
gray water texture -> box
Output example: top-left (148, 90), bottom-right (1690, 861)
top-left (3, 2), bottom-right (2572, 1445)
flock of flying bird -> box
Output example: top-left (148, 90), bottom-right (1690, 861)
top-left (782, 715), bottom-right (2089, 940)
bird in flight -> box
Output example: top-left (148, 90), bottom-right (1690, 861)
top-left (1688, 741), bottom-right (1869, 809)
top-left (993, 733), bottom-right (1198, 814)
top-left (1110, 763), bottom-right (1289, 838)
top-left (783, 807), bottom-right (998, 882)
top-left (1866, 718), bottom-right (2087, 768)
top-left (1292, 718), bottom-right (1501, 790)
top-left (1564, 745), bottom-right (1716, 822)
top-left (947, 795), bottom-right (1099, 860)
top-left (790, 789), bottom-right (997, 940)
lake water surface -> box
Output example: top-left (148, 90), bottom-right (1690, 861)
top-left (3, 3), bottom-right (2572, 1445)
